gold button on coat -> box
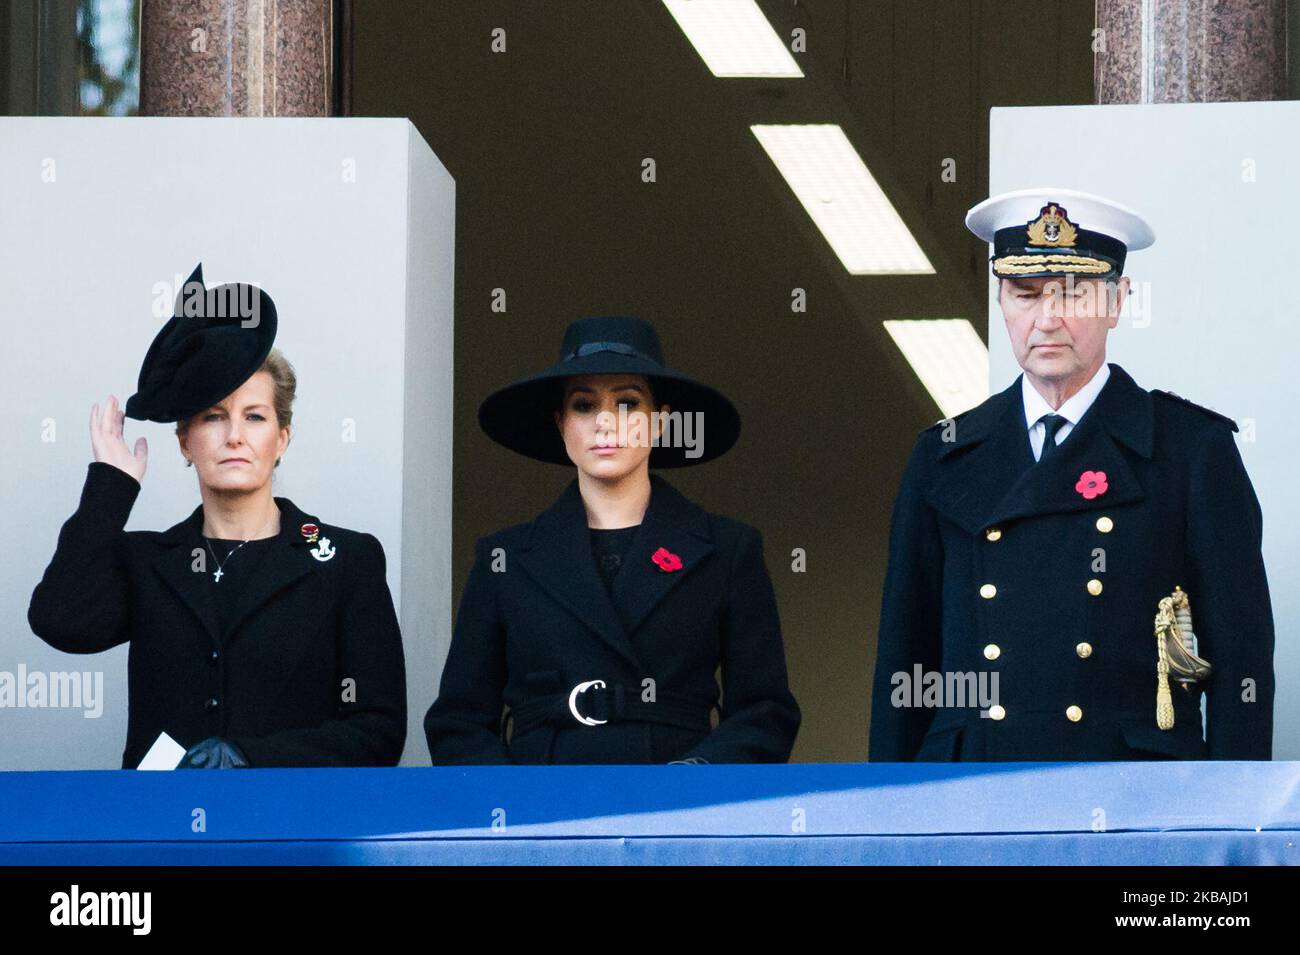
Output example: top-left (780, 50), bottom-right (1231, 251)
top-left (980, 584), bottom-right (997, 599)
top-left (1096, 516), bottom-right (1113, 533)
top-left (988, 704), bottom-right (1006, 721)
top-left (1066, 705), bottom-right (1083, 722)
top-left (1086, 578), bottom-right (1103, 596)
top-left (984, 644), bottom-right (1001, 661)
top-left (1076, 642), bottom-right (1093, 658)
top-left (985, 528), bottom-right (1002, 541)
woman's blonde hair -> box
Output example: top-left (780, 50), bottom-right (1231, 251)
top-left (176, 349), bottom-right (298, 467)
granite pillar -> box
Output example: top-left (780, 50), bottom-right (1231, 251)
top-left (1095, 0), bottom-right (1287, 103)
top-left (139, 0), bottom-right (337, 116)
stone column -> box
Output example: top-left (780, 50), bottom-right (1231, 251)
top-left (1095, 0), bottom-right (1287, 103)
top-left (139, 0), bottom-right (338, 116)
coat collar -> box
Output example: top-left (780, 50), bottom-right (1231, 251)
top-left (150, 496), bottom-right (325, 645)
top-left (1021, 361), bottom-right (1110, 433)
top-left (928, 362), bottom-right (1153, 534)
top-left (517, 473), bottom-right (715, 668)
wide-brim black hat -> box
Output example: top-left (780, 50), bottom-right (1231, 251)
top-left (124, 263), bottom-right (278, 423)
top-left (478, 315), bottom-right (741, 468)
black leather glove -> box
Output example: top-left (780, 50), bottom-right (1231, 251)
top-left (178, 737), bottom-right (250, 769)
top-left (667, 756), bottom-right (710, 765)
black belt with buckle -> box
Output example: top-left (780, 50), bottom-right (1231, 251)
top-left (508, 680), bottom-right (714, 740)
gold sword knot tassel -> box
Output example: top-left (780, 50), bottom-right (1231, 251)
top-left (1155, 605), bottom-right (1176, 730)
top-left (1153, 587), bottom-right (1212, 731)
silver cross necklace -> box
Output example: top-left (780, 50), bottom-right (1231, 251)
top-left (203, 513), bottom-right (278, 582)
top-left (205, 538), bottom-right (247, 582)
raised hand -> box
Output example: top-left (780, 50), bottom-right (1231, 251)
top-left (89, 395), bottom-right (148, 484)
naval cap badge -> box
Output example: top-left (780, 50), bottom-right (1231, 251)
top-left (1026, 203), bottom-right (1079, 248)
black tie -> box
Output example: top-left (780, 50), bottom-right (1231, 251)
top-left (1038, 413), bottom-right (1066, 462)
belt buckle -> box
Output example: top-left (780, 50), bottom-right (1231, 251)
top-left (567, 679), bottom-right (608, 726)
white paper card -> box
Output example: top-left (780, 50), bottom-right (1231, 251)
top-left (136, 732), bottom-right (186, 770)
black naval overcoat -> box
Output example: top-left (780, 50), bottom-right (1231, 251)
top-left (869, 364), bottom-right (1274, 761)
top-left (28, 462), bottom-right (408, 768)
top-left (424, 474), bottom-right (801, 764)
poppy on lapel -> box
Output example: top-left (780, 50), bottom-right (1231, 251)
top-left (651, 547), bottom-right (683, 572)
top-left (1074, 470), bottom-right (1108, 499)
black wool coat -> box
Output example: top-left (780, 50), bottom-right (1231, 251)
top-left (424, 474), bottom-right (801, 764)
top-left (869, 364), bottom-right (1275, 761)
top-left (28, 462), bottom-right (407, 768)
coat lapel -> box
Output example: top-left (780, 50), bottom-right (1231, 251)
top-left (150, 505), bottom-right (220, 645)
top-left (985, 364), bottom-right (1152, 527)
top-left (517, 480), bottom-right (641, 667)
top-left (150, 497), bottom-right (323, 644)
top-left (611, 475), bottom-right (714, 638)
top-left (219, 498), bottom-right (321, 642)
top-left (515, 474), bottom-right (716, 668)
top-left (928, 363), bottom-right (1154, 533)
top-left (926, 377), bottom-right (1035, 535)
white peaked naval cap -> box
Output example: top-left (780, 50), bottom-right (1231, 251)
top-left (965, 187), bottom-right (1155, 279)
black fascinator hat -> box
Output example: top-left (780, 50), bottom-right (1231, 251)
top-left (124, 263), bottom-right (278, 423)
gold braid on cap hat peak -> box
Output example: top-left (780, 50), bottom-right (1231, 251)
top-left (993, 253), bottom-right (1114, 276)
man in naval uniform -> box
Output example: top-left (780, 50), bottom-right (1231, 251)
top-left (869, 188), bottom-right (1274, 761)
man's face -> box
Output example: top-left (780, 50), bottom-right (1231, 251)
top-left (999, 274), bottom-right (1128, 384)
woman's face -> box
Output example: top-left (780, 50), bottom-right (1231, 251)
top-left (178, 371), bottom-right (289, 494)
top-left (554, 374), bottom-right (668, 482)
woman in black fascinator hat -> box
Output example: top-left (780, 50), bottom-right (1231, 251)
top-left (29, 263), bottom-right (407, 769)
top-left (425, 315), bottom-right (800, 764)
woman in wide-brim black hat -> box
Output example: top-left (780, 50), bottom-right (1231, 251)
top-left (28, 264), bottom-right (406, 769)
top-left (425, 315), bottom-right (800, 765)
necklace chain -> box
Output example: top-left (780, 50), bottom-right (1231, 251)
top-left (203, 511), bottom-right (278, 582)
top-left (205, 538), bottom-right (248, 583)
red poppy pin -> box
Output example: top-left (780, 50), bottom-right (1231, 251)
top-left (651, 547), bottom-right (683, 573)
top-left (1075, 470), bottom-right (1109, 500)
top-left (300, 523), bottom-right (320, 544)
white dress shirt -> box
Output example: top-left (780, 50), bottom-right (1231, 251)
top-left (1022, 363), bottom-right (1111, 461)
